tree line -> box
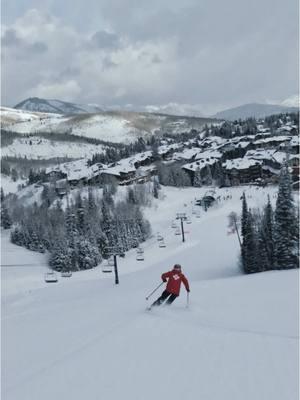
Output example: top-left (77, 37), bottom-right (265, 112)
top-left (5, 183), bottom-right (156, 271)
top-left (240, 163), bottom-right (299, 273)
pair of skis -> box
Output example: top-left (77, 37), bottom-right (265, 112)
top-left (146, 292), bottom-right (190, 311)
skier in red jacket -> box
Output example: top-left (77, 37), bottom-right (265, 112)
top-left (151, 264), bottom-right (190, 307)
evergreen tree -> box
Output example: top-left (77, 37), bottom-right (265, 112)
top-left (274, 163), bottom-right (299, 269)
top-left (241, 210), bottom-right (258, 273)
top-left (257, 197), bottom-right (274, 271)
top-left (153, 177), bottom-right (161, 199)
top-left (1, 204), bottom-right (12, 229)
top-left (193, 167), bottom-right (202, 187)
top-left (241, 192), bottom-right (248, 239)
top-left (49, 241), bottom-right (72, 271)
top-left (212, 163), bottom-right (223, 187)
top-left (205, 165), bottom-right (213, 185)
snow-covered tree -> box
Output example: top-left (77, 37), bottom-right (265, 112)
top-left (241, 209), bottom-right (258, 273)
top-left (274, 163), bottom-right (299, 269)
top-left (257, 196), bottom-right (274, 271)
top-left (1, 204), bottom-right (12, 229)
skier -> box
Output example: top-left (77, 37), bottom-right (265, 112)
top-left (150, 264), bottom-right (190, 307)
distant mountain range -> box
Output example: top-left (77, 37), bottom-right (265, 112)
top-left (13, 97), bottom-right (299, 121)
top-left (14, 97), bottom-right (103, 115)
top-left (2, 106), bottom-right (216, 144)
top-left (213, 103), bottom-right (298, 121)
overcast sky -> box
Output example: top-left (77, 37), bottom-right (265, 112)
top-left (1, 0), bottom-right (299, 115)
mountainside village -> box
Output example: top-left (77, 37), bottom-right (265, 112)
top-left (16, 112), bottom-right (299, 195)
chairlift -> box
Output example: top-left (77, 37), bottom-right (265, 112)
top-left (157, 234), bottom-right (164, 241)
top-left (159, 240), bottom-right (166, 248)
top-left (175, 228), bottom-right (181, 236)
top-left (44, 271), bottom-right (58, 283)
top-left (171, 222), bottom-right (177, 229)
top-left (191, 208), bottom-right (196, 215)
top-left (136, 247), bottom-right (144, 255)
top-left (136, 254), bottom-right (145, 261)
top-left (196, 212), bottom-right (201, 218)
top-left (186, 217), bottom-right (192, 224)
top-left (102, 258), bottom-right (114, 273)
top-left (61, 271), bottom-right (72, 278)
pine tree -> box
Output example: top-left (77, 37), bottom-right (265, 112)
top-left (1, 205), bottom-right (12, 229)
top-left (127, 187), bottom-right (138, 204)
top-left (242, 209), bottom-right (258, 273)
top-left (65, 206), bottom-right (79, 270)
top-left (257, 196), bottom-right (274, 271)
top-left (274, 163), bottom-right (299, 269)
top-left (205, 165), bottom-right (213, 185)
top-left (241, 192), bottom-right (248, 239)
top-left (224, 175), bottom-right (231, 187)
top-left (153, 177), bottom-right (160, 199)
top-left (49, 241), bottom-right (72, 271)
top-left (193, 167), bottom-right (202, 187)
top-left (212, 163), bottom-right (223, 187)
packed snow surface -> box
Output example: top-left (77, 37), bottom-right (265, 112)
top-left (1, 186), bottom-right (299, 400)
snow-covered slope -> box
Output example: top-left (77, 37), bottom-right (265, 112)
top-left (14, 97), bottom-right (103, 114)
top-left (2, 106), bottom-right (216, 143)
top-left (0, 174), bottom-right (26, 194)
top-left (213, 103), bottom-right (298, 120)
top-left (2, 185), bottom-right (298, 400)
top-left (1, 137), bottom-right (105, 160)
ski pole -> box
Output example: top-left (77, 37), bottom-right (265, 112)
top-left (186, 292), bottom-right (190, 308)
top-left (145, 282), bottom-right (164, 300)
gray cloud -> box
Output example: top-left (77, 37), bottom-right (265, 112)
top-left (1, 28), bottom-right (21, 47)
top-left (1, 1), bottom-right (298, 114)
top-left (91, 30), bottom-right (120, 49)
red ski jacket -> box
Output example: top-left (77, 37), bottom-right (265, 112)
top-left (161, 270), bottom-right (190, 296)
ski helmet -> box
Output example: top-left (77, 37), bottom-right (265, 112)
top-left (174, 264), bottom-right (182, 271)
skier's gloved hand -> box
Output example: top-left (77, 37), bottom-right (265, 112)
top-left (163, 279), bottom-right (167, 282)
top-left (187, 289), bottom-right (190, 292)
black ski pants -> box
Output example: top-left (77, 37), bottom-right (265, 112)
top-left (151, 290), bottom-right (178, 307)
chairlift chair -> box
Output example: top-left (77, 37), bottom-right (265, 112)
top-left (102, 258), bottom-right (114, 273)
top-left (186, 217), bottom-right (192, 224)
top-left (175, 228), bottom-right (181, 235)
top-left (159, 240), bottom-right (166, 248)
top-left (157, 234), bottom-right (164, 241)
top-left (171, 222), bottom-right (177, 228)
top-left (136, 247), bottom-right (144, 255)
top-left (136, 254), bottom-right (145, 261)
top-left (44, 271), bottom-right (58, 283)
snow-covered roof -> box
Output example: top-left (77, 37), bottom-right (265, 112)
top-left (45, 151), bottom-right (155, 181)
top-left (253, 136), bottom-right (292, 145)
top-left (183, 157), bottom-right (219, 172)
top-left (194, 149), bottom-right (222, 160)
top-left (172, 147), bottom-right (201, 161)
top-left (246, 149), bottom-right (277, 161)
top-left (158, 143), bottom-right (181, 155)
top-left (222, 158), bottom-right (262, 170)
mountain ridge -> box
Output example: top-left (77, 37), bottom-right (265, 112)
top-left (213, 102), bottom-right (298, 120)
top-left (14, 97), bottom-right (103, 115)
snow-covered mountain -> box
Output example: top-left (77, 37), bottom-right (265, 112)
top-left (213, 103), bottom-right (298, 120)
top-left (1, 106), bottom-right (217, 144)
top-left (14, 97), bottom-right (103, 114)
